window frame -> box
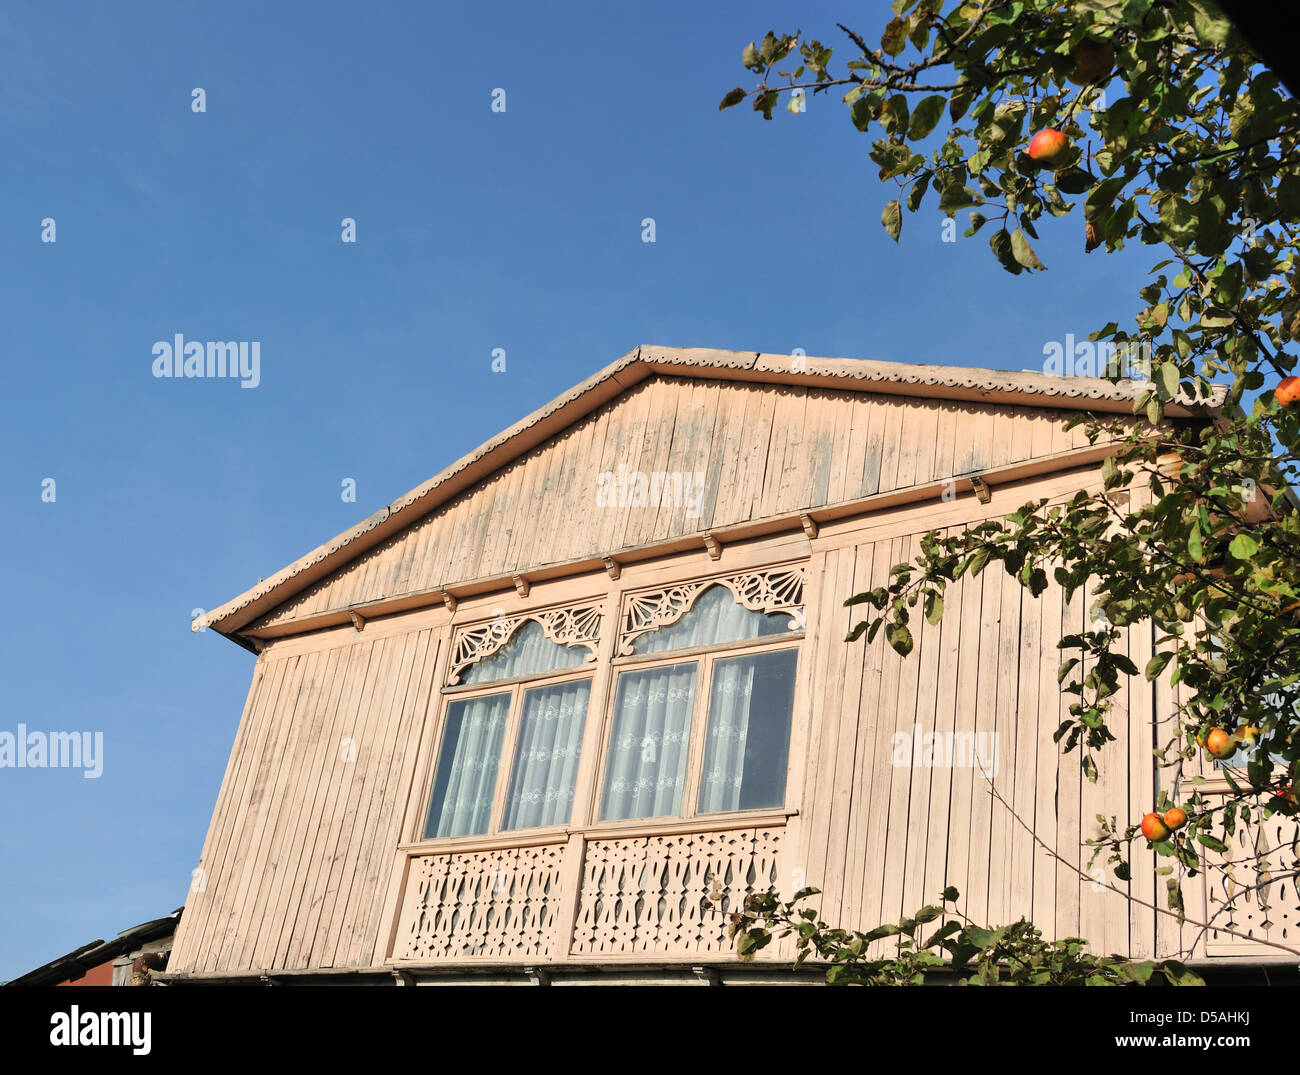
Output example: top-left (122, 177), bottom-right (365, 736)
top-left (421, 662), bottom-right (596, 842)
top-left (591, 631), bottom-right (803, 826)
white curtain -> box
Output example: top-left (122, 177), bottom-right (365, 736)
top-left (501, 679), bottom-right (591, 830)
top-left (634, 584), bottom-right (794, 655)
top-left (424, 692), bottom-right (510, 838)
top-left (695, 649), bottom-right (797, 814)
top-left (462, 619), bottom-right (587, 685)
top-left (599, 662), bottom-right (697, 821)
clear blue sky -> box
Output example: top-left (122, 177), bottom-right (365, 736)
top-left (0, 0), bottom-right (1156, 980)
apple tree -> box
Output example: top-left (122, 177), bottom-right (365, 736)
top-left (720, 0), bottom-right (1300, 967)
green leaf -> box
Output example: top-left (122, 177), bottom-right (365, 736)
top-left (880, 16), bottom-right (907, 56)
top-left (1228, 533), bottom-right (1260, 560)
top-left (718, 87), bottom-right (747, 111)
top-left (907, 172), bottom-right (931, 212)
top-left (1101, 455), bottom-right (1119, 488)
top-left (742, 42), bottom-right (761, 69)
top-left (886, 622), bottom-right (914, 657)
top-left (882, 199), bottom-right (902, 242)
top-left (990, 229), bottom-right (1022, 275)
top-left (1145, 652), bottom-right (1173, 681)
top-left (1157, 362), bottom-right (1180, 401)
top-left (963, 211), bottom-right (988, 237)
top-left (924, 592), bottom-right (944, 625)
top-left (1010, 229), bottom-right (1046, 271)
top-left (907, 95), bottom-right (945, 140)
top-left (1055, 169), bottom-right (1093, 195)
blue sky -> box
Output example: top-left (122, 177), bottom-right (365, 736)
top-left (0, 0), bottom-right (1157, 980)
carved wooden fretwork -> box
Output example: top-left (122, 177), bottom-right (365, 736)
top-left (1204, 805), bottom-right (1297, 956)
top-left (447, 602), bottom-right (602, 685)
top-left (569, 826), bottom-right (783, 956)
top-left (394, 844), bottom-right (566, 961)
top-left (617, 565), bottom-right (806, 656)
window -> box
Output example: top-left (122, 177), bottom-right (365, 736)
top-left (423, 619), bottom-right (593, 839)
top-left (598, 582), bottom-right (801, 823)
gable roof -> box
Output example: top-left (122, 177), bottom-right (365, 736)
top-left (197, 344), bottom-right (1226, 640)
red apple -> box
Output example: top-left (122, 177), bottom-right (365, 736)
top-left (1141, 812), bottom-right (1171, 842)
top-left (1205, 727), bottom-right (1237, 760)
top-left (1028, 128), bottom-right (1070, 169)
top-left (1277, 376), bottom-right (1300, 409)
top-left (1163, 807), bottom-right (1188, 830)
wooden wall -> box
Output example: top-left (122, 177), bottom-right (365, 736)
top-left (168, 630), bottom-right (440, 975)
top-left (790, 496), bottom-right (1164, 960)
top-left (251, 376), bottom-right (1106, 632)
top-left (170, 377), bottom-right (1210, 977)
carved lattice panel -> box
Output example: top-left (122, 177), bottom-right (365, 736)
top-left (1204, 807), bottom-right (1299, 956)
top-left (570, 827), bottom-right (783, 956)
top-left (447, 603), bottom-right (602, 685)
top-left (394, 844), bottom-right (566, 961)
top-left (618, 566), bottom-right (805, 655)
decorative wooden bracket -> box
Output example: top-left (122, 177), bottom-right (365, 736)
top-left (703, 533), bottom-right (722, 560)
top-left (798, 513), bottom-right (819, 540)
top-left (436, 589), bottom-right (457, 614)
top-left (603, 557), bottom-right (621, 580)
top-left (970, 475), bottom-right (992, 504)
top-left (512, 575), bottom-right (530, 599)
top-left (349, 610), bottom-right (366, 632)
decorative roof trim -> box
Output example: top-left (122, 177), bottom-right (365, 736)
top-left (196, 344), bottom-right (1225, 638)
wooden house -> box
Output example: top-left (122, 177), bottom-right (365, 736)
top-left (161, 345), bottom-right (1296, 984)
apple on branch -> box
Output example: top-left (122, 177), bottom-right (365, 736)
top-left (1027, 128), bottom-right (1071, 170)
top-left (1140, 812), bottom-right (1172, 843)
top-left (1278, 376), bottom-right (1300, 408)
top-left (1204, 727), bottom-right (1237, 761)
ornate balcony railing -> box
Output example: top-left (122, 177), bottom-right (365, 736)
top-left (389, 820), bottom-right (786, 965)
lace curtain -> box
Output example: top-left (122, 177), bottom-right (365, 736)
top-left (501, 679), bottom-right (591, 830)
top-left (423, 692), bottom-right (511, 838)
top-left (696, 648), bottom-right (798, 813)
top-left (599, 662), bottom-right (697, 821)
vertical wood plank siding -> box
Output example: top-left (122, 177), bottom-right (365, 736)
top-left (168, 375), bottom-right (1236, 977)
top-left (169, 631), bottom-right (438, 973)
top-left (251, 378), bottom-right (1102, 632)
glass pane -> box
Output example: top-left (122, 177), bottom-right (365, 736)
top-left (461, 619), bottom-right (589, 685)
top-left (697, 648), bottom-right (798, 814)
top-left (423, 692), bottom-right (511, 838)
top-left (633, 584), bottom-right (797, 655)
top-left (599, 662), bottom-right (697, 821)
top-left (501, 679), bottom-right (592, 831)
